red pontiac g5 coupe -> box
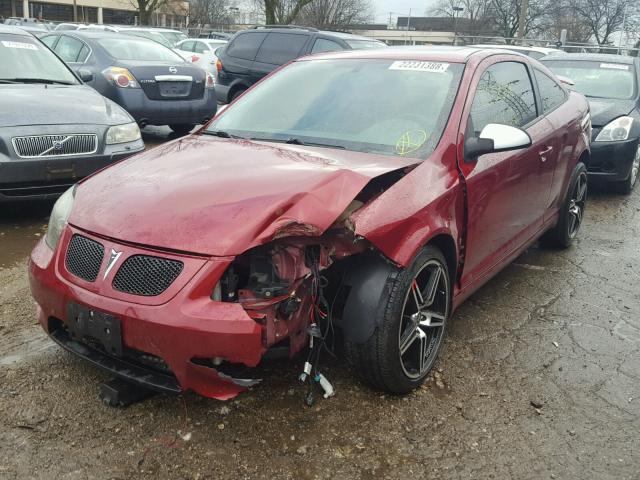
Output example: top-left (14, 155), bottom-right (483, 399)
top-left (29, 47), bottom-right (591, 400)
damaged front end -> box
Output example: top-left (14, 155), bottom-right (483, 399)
top-left (203, 171), bottom-right (412, 399)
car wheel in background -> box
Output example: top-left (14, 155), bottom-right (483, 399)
top-left (610, 147), bottom-right (639, 195)
top-left (169, 124), bottom-right (196, 135)
top-left (230, 88), bottom-right (246, 102)
top-left (541, 162), bottom-right (587, 249)
top-left (346, 246), bottom-right (450, 394)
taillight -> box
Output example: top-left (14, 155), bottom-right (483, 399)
top-left (206, 72), bottom-right (215, 89)
top-left (191, 55), bottom-right (200, 63)
top-left (216, 59), bottom-right (223, 74)
top-left (102, 67), bottom-right (140, 88)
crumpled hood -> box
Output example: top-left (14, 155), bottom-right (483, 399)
top-left (588, 97), bottom-right (636, 127)
top-left (70, 135), bottom-right (418, 256)
top-left (0, 84), bottom-right (132, 127)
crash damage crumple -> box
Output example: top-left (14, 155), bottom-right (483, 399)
top-left (69, 135), bottom-right (419, 255)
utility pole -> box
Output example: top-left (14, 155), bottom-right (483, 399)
top-left (516, 0), bottom-right (529, 45)
top-left (452, 6), bottom-right (464, 46)
top-left (73, 0), bottom-right (77, 22)
top-left (618, 4), bottom-right (628, 54)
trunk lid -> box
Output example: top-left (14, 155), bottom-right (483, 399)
top-left (119, 60), bottom-right (206, 101)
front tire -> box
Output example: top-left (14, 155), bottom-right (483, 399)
top-left (169, 124), bottom-right (195, 135)
top-left (609, 147), bottom-right (639, 195)
top-left (541, 162), bottom-right (587, 249)
top-left (346, 246), bottom-right (450, 394)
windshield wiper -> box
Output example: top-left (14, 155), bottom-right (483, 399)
top-left (0, 79), bottom-right (19, 84)
top-left (251, 137), bottom-right (346, 150)
top-left (202, 130), bottom-right (244, 139)
top-left (4, 78), bottom-right (75, 85)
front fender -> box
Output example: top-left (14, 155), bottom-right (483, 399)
top-left (352, 156), bottom-right (464, 268)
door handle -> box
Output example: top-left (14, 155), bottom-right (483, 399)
top-left (539, 146), bottom-right (553, 162)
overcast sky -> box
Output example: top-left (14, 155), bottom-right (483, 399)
top-left (372, 0), bottom-right (435, 22)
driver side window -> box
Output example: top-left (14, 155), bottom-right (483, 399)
top-left (469, 62), bottom-right (537, 136)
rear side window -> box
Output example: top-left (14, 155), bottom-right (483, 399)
top-left (193, 41), bottom-right (208, 54)
top-left (77, 44), bottom-right (90, 63)
top-left (312, 38), bottom-right (343, 54)
top-left (55, 36), bottom-right (85, 62)
top-left (534, 69), bottom-right (566, 113)
top-left (226, 32), bottom-right (267, 61)
top-left (41, 35), bottom-right (58, 48)
top-left (255, 33), bottom-right (308, 65)
top-left (179, 41), bottom-right (195, 52)
top-left (469, 61), bottom-right (537, 134)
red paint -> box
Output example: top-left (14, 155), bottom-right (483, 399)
top-left (29, 48), bottom-right (590, 400)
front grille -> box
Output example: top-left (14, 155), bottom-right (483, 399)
top-left (12, 134), bottom-right (98, 158)
top-left (112, 255), bottom-right (183, 297)
top-left (65, 235), bottom-right (105, 282)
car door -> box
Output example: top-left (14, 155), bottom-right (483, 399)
top-left (457, 59), bottom-right (551, 287)
top-left (532, 68), bottom-right (570, 216)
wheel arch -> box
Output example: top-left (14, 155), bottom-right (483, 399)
top-left (340, 232), bottom-right (457, 345)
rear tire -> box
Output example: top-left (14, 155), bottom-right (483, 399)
top-left (230, 88), bottom-right (246, 102)
top-left (169, 124), bottom-right (195, 135)
top-left (346, 246), bottom-right (450, 394)
top-left (541, 162), bottom-right (587, 249)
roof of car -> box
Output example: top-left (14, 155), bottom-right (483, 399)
top-left (0, 24), bottom-right (33, 36)
top-left (305, 46), bottom-right (506, 63)
top-left (540, 53), bottom-right (636, 64)
top-left (472, 44), bottom-right (563, 54)
top-left (50, 30), bottom-right (131, 40)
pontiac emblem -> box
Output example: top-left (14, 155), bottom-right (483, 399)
top-left (103, 249), bottom-right (123, 279)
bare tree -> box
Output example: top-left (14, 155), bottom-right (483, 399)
top-left (189, 0), bottom-right (234, 27)
top-left (486, 0), bottom-right (551, 40)
top-left (431, 0), bottom-right (491, 23)
top-left (257, 0), bottom-right (316, 24)
top-left (569, 0), bottom-right (638, 45)
top-left (130, 0), bottom-right (166, 25)
top-left (295, 0), bottom-right (373, 27)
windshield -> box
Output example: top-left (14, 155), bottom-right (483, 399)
top-left (0, 33), bottom-right (77, 84)
top-left (542, 60), bottom-right (636, 100)
top-left (346, 39), bottom-right (387, 49)
top-left (125, 30), bottom-right (172, 48)
top-left (207, 59), bottom-right (463, 159)
top-left (98, 37), bottom-right (184, 62)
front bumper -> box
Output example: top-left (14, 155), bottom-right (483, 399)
top-left (108, 88), bottom-right (217, 126)
top-left (587, 136), bottom-right (639, 182)
top-left (28, 228), bottom-right (264, 400)
top-left (0, 142), bottom-right (143, 201)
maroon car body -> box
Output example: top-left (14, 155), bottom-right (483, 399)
top-left (29, 47), bottom-right (591, 400)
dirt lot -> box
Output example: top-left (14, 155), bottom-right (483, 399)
top-left (1, 132), bottom-right (638, 479)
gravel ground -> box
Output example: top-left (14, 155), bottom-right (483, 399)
top-left (0, 140), bottom-right (638, 479)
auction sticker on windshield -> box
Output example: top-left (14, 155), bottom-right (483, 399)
top-left (600, 63), bottom-right (629, 70)
top-left (1, 40), bottom-right (38, 50)
top-left (389, 61), bottom-right (449, 73)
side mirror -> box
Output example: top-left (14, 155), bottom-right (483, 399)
top-left (464, 123), bottom-right (532, 162)
top-left (76, 68), bottom-right (94, 83)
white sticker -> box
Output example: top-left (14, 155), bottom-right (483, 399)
top-left (600, 63), bottom-right (629, 71)
top-left (1, 40), bottom-right (38, 50)
top-left (389, 60), bottom-right (449, 73)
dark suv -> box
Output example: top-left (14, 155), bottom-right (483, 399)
top-left (215, 26), bottom-right (386, 103)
